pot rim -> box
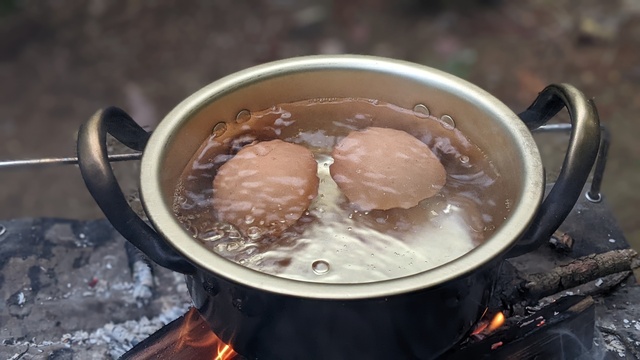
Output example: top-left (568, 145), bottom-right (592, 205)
top-left (140, 55), bottom-right (544, 299)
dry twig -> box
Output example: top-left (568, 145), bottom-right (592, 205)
top-left (524, 249), bottom-right (638, 299)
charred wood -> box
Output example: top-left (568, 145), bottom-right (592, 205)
top-left (444, 296), bottom-right (595, 359)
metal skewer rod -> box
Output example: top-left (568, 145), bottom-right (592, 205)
top-left (0, 152), bottom-right (142, 170)
top-left (532, 123), bottom-right (573, 133)
top-left (533, 123), bottom-right (610, 203)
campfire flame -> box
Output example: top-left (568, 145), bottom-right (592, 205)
top-left (488, 311), bottom-right (505, 331)
top-left (471, 311), bottom-right (506, 337)
top-left (471, 321), bottom-right (489, 336)
top-left (216, 344), bottom-right (235, 360)
top-left (176, 308), bottom-right (238, 360)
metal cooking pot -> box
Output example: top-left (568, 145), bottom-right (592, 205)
top-left (77, 55), bottom-right (600, 359)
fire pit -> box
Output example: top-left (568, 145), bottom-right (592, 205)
top-left (1, 162), bottom-right (639, 359)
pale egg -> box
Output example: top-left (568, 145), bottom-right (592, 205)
top-left (212, 139), bottom-right (319, 238)
top-left (330, 127), bottom-right (446, 211)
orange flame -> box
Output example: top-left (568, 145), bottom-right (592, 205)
top-left (471, 321), bottom-right (489, 336)
top-left (174, 308), bottom-right (238, 359)
top-left (216, 344), bottom-right (235, 360)
top-left (471, 311), bottom-right (506, 336)
top-left (488, 311), bottom-right (505, 331)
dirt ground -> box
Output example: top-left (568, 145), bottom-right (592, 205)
top-left (0, 0), bottom-right (638, 248)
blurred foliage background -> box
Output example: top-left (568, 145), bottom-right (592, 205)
top-left (0, 0), bottom-right (638, 249)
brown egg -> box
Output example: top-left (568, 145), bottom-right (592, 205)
top-left (212, 139), bottom-right (319, 238)
top-left (330, 127), bottom-right (446, 211)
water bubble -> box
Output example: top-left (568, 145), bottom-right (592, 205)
top-left (212, 122), bottom-right (227, 137)
top-left (227, 242), bottom-right (240, 251)
top-left (198, 229), bottom-right (224, 242)
top-left (312, 260), bottom-right (330, 275)
top-left (413, 104), bottom-right (430, 117)
top-left (347, 227), bottom-right (353, 231)
top-left (440, 115), bottom-right (456, 130)
top-left (460, 155), bottom-right (470, 164)
top-left (228, 230), bottom-right (242, 239)
top-left (348, 213), bottom-right (353, 219)
top-left (246, 226), bottom-right (262, 240)
top-left (183, 220), bottom-right (193, 231)
top-left (281, 112), bottom-right (292, 119)
top-left (235, 109), bottom-right (251, 123)
top-left (244, 215), bottom-right (255, 225)
top-left (220, 223), bottom-right (234, 231)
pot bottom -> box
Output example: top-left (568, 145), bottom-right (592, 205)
top-left (186, 261), bottom-right (497, 360)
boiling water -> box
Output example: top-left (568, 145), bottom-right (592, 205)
top-left (173, 98), bottom-right (508, 283)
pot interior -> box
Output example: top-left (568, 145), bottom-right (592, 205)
top-left (141, 55), bottom-right (543, 297)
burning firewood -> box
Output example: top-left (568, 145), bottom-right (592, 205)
top-left (445, 296), bottom-right (596, 359)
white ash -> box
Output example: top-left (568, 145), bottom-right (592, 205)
top-left (4, 300), bottom-right (191, 360)
top-left (65, 301), bottom-right (190, 359)
top-left (16, 292), bottom-right (25, 305)
top-left (132, 260), bottom-right (154, 304)
top-left (602, 333), bottom-right (627, 358)
top-left (593, 328), bottom-right (625, 359)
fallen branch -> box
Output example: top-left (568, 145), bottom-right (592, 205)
top-left (523, 249), bottom-right (638, 299)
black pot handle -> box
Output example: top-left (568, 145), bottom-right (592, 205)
top-left (77, 107), bottom-right (197, 274)
top-left (505, 84), bottom-right (600, 258)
